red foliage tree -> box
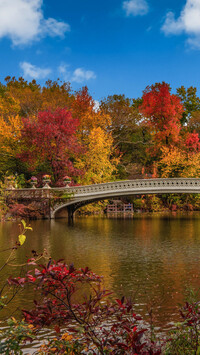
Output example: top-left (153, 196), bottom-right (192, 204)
top-left (139, 82), bottom-right (184, 156)
top-left (185, 131), bottom-right (200, 152)
top-left (19, 108), bottom-right (83, 182)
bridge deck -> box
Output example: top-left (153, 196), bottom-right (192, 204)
top-left (6, 178), bottom-right (200, 219)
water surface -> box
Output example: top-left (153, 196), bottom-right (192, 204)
top-left (1, 213), bottom-right (200, 331)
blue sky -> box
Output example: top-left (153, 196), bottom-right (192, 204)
top-left (0, 0), bottom-right (200, 101)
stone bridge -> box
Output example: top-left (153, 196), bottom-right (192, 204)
top-left (7, 178), bottom-right (200, 222)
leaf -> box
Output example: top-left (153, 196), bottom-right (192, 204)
top-left (21, 219), bottom-right (26, 228)
top-left (116, 299), bottom-right (122, 307)
top-left (18, 234), bottom-right (26, 245)
top-left (54, 325), bottom-right (61, 334)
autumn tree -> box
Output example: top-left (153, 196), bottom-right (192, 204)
top-left (0, 84), bottom-right (20, 120)
top-left (0, 112), bottom-right (24, 175)
top-left (185, 132), bottom-right (200, 152)
top-left (2, 77), bottom-right (75, 118)
top-left (19, 108), bottom-right (82, 182)
top-left (75, 127), bottom-right (119, 185)
top-left (158, 146), bottom-right (200, 178)
top-left (72, 86), bottom-right (94, 119)
top-left (3, 76), bottom-right (42, 118)
top-left (41, 80), bottom-right (74, 112)
top-left (139, 82), bottom-right (184, 158)
top-left (100, 94), bottom-right (137, 138)
top-left (72, 87), bottom-right (110, 139)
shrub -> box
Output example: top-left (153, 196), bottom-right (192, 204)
top-left (8, 260), bottom-right (162, 354)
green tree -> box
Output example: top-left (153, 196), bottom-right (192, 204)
top-left (100, 94), bottom-right (150, 178)
top-left (176, 86), bottom-right (200, 124)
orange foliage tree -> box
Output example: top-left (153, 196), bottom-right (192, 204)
top-left (3, 77), bottom-right (74, 118)
top-left (72, 87), bottom-right (110, 139)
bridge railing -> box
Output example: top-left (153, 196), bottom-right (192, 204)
top-left (6, 178), bottom-right (200, 200)
top-left (68, 178), bottom-right (200, 196)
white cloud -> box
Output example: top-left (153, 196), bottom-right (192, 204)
top-left (58, 63), bottom-right (71, 80)
top-left (162, 0), bottom-right (200, 48)
top-left (0, 0), bottom-right (70, 46)
top-left (71, 68), bottom-right (96, 83)
top-left (187, 36), bottom-right (200, 49)
top-left (123, 0), bottom-right (149, 16)
top-left (20, 61), bottom-right (51, 79)
top-left (58, 64), bottom-right (96, 83)
top-left (42, 18), bottom-right (69, 38)
top-left (93, 100), bottom-right (100, 112)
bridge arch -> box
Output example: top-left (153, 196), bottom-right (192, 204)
top-left (51, 178), bottom-right (200, 219)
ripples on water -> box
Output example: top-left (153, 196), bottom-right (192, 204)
top-left (1, 213), bottom-right (200, 350)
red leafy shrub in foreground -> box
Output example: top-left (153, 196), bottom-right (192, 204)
top-left (10, 260), bottom-right (162, 354)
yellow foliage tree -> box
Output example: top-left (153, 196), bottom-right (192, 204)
top-left (0, 94), bottom-right (20, 119)
top-left (0, 114), bottom-right (23, 174)
top-left (76, 127), bottom-right (119, 185)
top-left (158, 146), bottom-right (200, 178)
top-left (77, 109), bottom-right (111, 138)
top-left (0, 115), bottom-right (22, 154)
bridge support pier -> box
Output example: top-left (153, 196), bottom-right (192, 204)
top-left (67, 206), bottom-right (74, 225)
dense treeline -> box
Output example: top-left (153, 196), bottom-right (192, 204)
top-left (1, 77), bottom-right (200, 212)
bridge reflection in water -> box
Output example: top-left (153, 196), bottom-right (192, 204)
top-left (7, 178), bottom-right (200, 223)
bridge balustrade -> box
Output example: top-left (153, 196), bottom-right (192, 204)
top-left (6, 178), bottom-right (200, 220)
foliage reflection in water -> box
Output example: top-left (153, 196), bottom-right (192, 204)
top-left (1, 213), bottom-right (200, 332)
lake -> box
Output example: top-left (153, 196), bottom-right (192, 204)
top-left (1, 213), bottom-right (200, 335)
